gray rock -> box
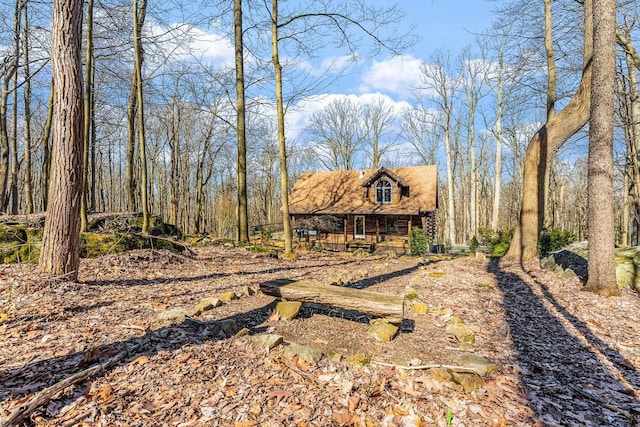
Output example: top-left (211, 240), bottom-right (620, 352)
top-left (445, 323), bottom-right (475, 343)
top-left (457, 353), bottom-right (500, 376)
top-left (219, 319), bottom-right (237, 336)
top-left (246, 334), bottom-right (284, 350)
top-left (158, 308), bottom-right (198, 322)
top-left (284, 343), bottom-right (323, 365)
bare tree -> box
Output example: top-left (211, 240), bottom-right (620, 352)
top-left (505, 0), bottom-right (593, 262)
top-left (38, 0), bottom-right (84, 280)
top-left (420, 51), bottom-right (460, 245)
top-left (460, 48), bottom-right (486, 239)
top-left (361, 95), bottom-right (398, 168)
top-left (307, 98), bottom-right (364, 171)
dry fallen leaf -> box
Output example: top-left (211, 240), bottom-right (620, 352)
top-left (130, 355), bottom-right (149, 366)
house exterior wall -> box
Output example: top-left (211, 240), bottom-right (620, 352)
top-left (292, 213), bottom-right (436, 242)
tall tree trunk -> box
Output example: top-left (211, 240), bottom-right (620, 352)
top-left (0, 77), bottom-right (10, 212)
top-left (132, 0), bottom-right (149, 233)
top-left (584, 0), bottom-right (618, 295)
top-left (444, 120), bottom-right (456, 245)
top-left (81, 0), bottom-right (94, 231)
top-left (235, 0), bottom-right (249, 242)
top-left (504, 0), bottom-right (593, 262)
top-left (38, 0), bottom-right (84, 280)
top-left (8, 0), bottom-right (22, 214)
top-left (89, 61), bottom-right (96, 211)
top-left (490, 53), bottom-right (504, 230)
top-left (126, 72), bottom-right (138, 212)
top-left (168, 94), bottom-right (178, 225)
top-left (41, 80), bottom-right (54, 210)
top-left (272, 0), bottom-right (294, 255)
top-left (23, 2), bottom-right (33, 214)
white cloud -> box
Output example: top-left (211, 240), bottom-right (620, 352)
top-left (359, 55), bottom-right (424, 99)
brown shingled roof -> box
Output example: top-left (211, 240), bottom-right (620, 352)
top-left (288, 165), bottom-right (438, 215)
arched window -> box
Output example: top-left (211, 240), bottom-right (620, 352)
top-left (376, 179), bottom-right (392, 204)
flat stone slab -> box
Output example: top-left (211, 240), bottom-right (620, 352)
top-left (246, 334), bottom-right (284, 350)
top-left (284, 343), bottom-right (323, 365)
top-left (457, 353), bottom-right (500, 376)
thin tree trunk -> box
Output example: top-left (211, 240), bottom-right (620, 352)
top-left (38, 0), bottom-right (84, 280)
top-left (132, 0), bottom-right (149, 233)
top-left (9, 0), bottom-right (22, 214)
top-left (0, 76), bottom-right (10, 212)
top-left (81, 0), bottom-right (93, 231)
top-left (272, 0), bottom-right (294, 255)
top-left (235, 0), bottom-right (249, 242)
top-left (126, 73), bottom-right (137, 212)
top-left (23, 2), bottom-right (33, 214)
top-left (41, 80), bottom-right (54, 210)
top-left (444, 124), bottom-right (456, 245)
top-left (490, 53), bottom-right (504, 230)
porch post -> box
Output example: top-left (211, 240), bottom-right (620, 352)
top-left (343, 215), bottom-right (348, 248)
top-left (376, 216), bottom-right (380, 243)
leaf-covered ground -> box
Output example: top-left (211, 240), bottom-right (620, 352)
top-left (1, 245), bottom-right (639, 426)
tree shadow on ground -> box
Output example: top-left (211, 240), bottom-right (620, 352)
top-left (0, 259), bottom-right (420, 423)
top-left (487, 259), bottom-right (640, 426)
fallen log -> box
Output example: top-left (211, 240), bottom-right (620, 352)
top-left (260, 279), bottom-right (404, 323)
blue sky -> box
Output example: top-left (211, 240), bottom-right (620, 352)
top-left (282, 1), bottom-right (498, 142)
top-left (399, 1), bottom-right (495, 54)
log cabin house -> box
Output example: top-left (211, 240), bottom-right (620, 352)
top-left (288, 165), bottom-right (438, 252)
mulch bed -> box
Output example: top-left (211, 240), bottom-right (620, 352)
top-left (1, 245), bottom-right (639, 426)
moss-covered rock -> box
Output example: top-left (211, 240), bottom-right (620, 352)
top-left (0, 214), bottom-right (186, 264)
top-left (87, 213), bottom-right (182, 239)
top-left (0, 226), bottom-right (42, 263)
top-left (541, 241), bottom-right (640, 289)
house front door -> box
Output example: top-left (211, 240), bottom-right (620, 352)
top-left (354, 215), bottom-right (365, 239)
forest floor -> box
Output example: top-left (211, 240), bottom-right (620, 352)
top-left (1, 244), bottom-right (639, 427)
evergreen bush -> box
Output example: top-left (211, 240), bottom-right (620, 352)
top-left (538, 227), bottom-right (577, 256)
top-left (409, 228), bottom-right (429, 256)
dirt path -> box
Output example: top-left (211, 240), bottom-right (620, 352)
top-left (1, 245), bottom-right (639, 426)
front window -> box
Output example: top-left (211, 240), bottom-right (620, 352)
top-left (376, 179), bottom-right (392, 204)
top-left (386, 215), bottom-right (398, 233)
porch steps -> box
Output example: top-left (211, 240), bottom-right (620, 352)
top-left (346, 240), bottom-right (376, 252)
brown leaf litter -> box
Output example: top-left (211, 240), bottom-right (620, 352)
top-left (1, 245), bottom-right (639, 426)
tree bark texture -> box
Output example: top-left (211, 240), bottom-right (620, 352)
top-left (38, 0), bottom-right (84, 280)
top-left (260, 279), bottom-right (405, 324)
top-left (584, 0), bottom-right (618, 295)
top-left (235, 0), bottom-right (249, 242)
